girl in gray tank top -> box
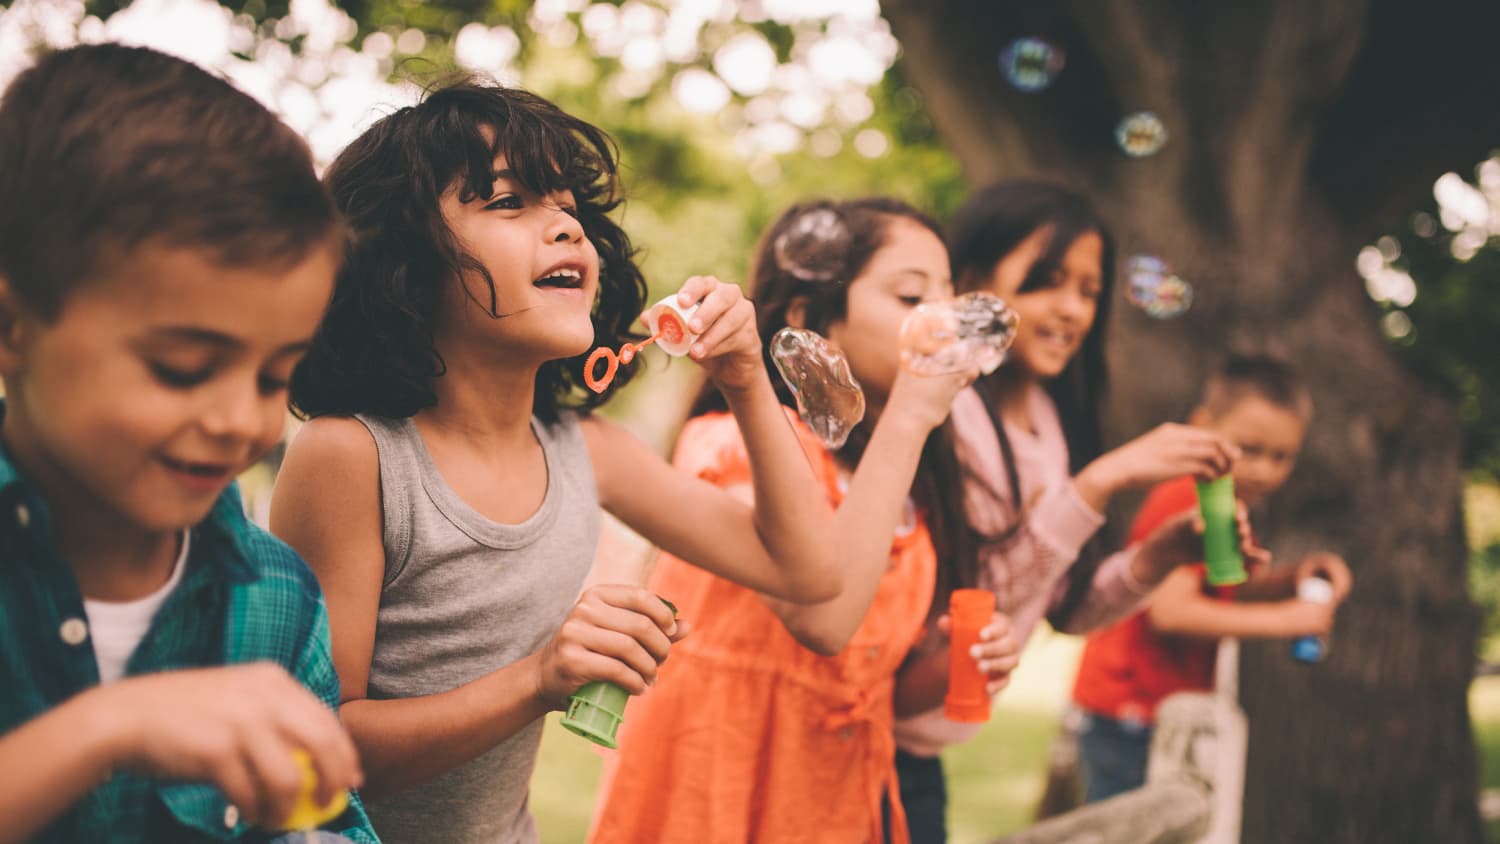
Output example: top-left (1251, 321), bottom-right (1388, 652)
top-left (272, 80), bottom-right (840, 844)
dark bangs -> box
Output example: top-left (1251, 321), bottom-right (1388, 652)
top-left (291, 78), bottom-right (647, 422)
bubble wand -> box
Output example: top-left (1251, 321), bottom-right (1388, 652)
top-left (583, 296), bottom-right (699, 393)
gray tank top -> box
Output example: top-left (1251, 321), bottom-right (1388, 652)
top-left (354, 412), bottom-right (599, 844)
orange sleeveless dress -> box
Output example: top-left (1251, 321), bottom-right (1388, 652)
top-left (588, 412), bottom-right (936, 844)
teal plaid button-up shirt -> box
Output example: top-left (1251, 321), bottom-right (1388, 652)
top-left (0, 434), bottom-right (379, 842)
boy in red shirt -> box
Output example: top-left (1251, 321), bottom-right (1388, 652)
top-left (1069, 356), bottom-right (1353, 802)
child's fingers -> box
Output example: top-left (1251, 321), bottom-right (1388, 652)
top-left (264, 672), bottom-right (363, 800)
top-left (982, 612), bottom-right (1012, 641)
top-left (282, 715), bottom-right (361, 807)
top-left (674, 275), bottom-right (719, 309)
top-left (985, 677), bottom-right (1012, 697)
top-left (683, 281), bottom-right (744, 337)
top-left (240, 728), bottom-right (303, 828)
top-left (935, 613), bottom-right (952, 637)
top-left (689, 304), bottom-right (753, 360)
top-left (583, 605), bottom-right (674, 666)
top-left (555, 616), bottom-right (664, 691)
top-left (210, 755), bottom-right (263, 828)
top-left (668, 617), bottom-right (693, 642)
top-left (587, 624), bottom-right (667, 681)
top-left (564, 648), bottom-right (654, 695)
top-left (978, 653), bottom-right (1020, 678)
top-left (587, 584), bottom-right (679, 637)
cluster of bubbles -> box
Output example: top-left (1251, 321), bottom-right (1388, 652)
top-left (1127, 255), bottom-right (1194, 319)
top-left (996, 37), bottom-right (1168, 159)
top-left (899, 292), bottom-right (1020, 376)
top-left (770, 327), bottom-right (866, 450)
top-left (773, 207), bottom-right (853, 282)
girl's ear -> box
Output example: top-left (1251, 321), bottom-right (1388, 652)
top-left (783, 295), bottom-right (810, 329)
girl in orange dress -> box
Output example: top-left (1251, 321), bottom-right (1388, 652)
top-left (589, 198), bottom-right (1021, 844)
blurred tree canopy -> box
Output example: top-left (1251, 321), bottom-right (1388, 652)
top-left (31, 0), bottom-right (1487, 485)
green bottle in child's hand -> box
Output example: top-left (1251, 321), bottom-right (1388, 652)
top-left (560, 597), bottom-right (677, 749)
top-left (1197, 476), bottom-right (1247, 586)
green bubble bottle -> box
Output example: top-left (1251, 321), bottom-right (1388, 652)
top-left (560, 598), bottom-right (677, 749)
top-left (1197, 476), bottom-right (1247, 586)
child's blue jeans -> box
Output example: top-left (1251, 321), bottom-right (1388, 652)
top-left (1076, 710), bottom-right (1153, 803)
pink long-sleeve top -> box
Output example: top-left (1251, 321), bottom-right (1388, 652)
top-left (893, 384), bottom-right (1153, 757)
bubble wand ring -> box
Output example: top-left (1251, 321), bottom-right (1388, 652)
top-left (583, 335), bottom-right (658, 393)
top-left (582, 303), bottom-right (693, 394)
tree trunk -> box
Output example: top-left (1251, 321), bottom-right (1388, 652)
top-left (880, 1), bottom-right (1499, 840)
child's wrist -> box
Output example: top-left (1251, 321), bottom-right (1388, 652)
top-left (714, 362), bottom-right (772, 400)
top-left (519, 652), bottom-right (559, 713)
top-left (73, 685), bottom-right (132, 779)
top-left (1073, 460), bottom-right (1118, 512)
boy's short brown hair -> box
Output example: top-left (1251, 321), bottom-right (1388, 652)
top-left (1201, 354), bottom-right (1314, 421)
top-left (0, 43), bottom-right (339, 318)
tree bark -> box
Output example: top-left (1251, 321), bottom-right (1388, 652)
top-left (881, 1), bottom-right (1497, 840)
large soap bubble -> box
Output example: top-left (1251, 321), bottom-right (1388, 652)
top-left (899, 292), bottom-right (1020, 376)
top-left (770, 326), bottom-right (866, 450)
top-left (773, 207), bottom-right (852, 283)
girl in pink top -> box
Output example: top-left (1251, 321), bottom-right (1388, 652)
top-left (892, 181), bottom-right (1244, 842)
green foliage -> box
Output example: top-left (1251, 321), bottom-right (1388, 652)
top-left (1375, 162), bottom-right (1500, 485)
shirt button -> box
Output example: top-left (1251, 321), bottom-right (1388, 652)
top-left (839, 727), bottom-right (854, 741)
top-left (866, 646), bottom-right (880, 660)
top-left (14, 503), bottom-right (29, 528)
top-left (223, 804), bottom-right (239, 828)
top-left (59, 617), bottom-right (88, 646)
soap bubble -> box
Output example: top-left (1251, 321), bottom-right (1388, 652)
top-left (773, 207), bottom-right (852, 282)
top-left (1126, 255), bottom-right (1193, 319)
top-left (1115, 111), bottom-right (1167, 158)
top-left (997, 37), bottom-right (1065, 93)
top-left (770, 326), bottom-right (866, 450)
top-left (899, 292), bottom-right (1020, 376)
top-left (1144, 274), bottom-right (1193, 319)
top-left (1127, 254), bottom-right (1170, 308)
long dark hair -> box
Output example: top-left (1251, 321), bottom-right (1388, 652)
top-left (695, 197), bottom-right (980, 607)
top-left (290, 78), bottom-right (647, 422)
top-left (947, 180), bottom-right (1116, 626)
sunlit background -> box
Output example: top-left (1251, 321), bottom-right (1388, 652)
top-left (3, 1), bottom-right (1498, 840)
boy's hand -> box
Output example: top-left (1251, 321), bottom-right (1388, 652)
top-left (1085, 424), bottom-right (1240, 501)
top-left (1296, 552), bottom-right (1353, 603)
top-left (1277, 596), bottom-right (1337, 637)
top-left (102, 663), bottom-right (361, 829)
top-left (884, 365), bottom-right (978, 436)
top-left (937, 609), bottom-right (1021, 696)
top-left (1136, 501), bottom-right (1269, 582)
top-left (531, 585), bottom-right (680, 707)
top-left (669, 276), bottom-right (763, 393)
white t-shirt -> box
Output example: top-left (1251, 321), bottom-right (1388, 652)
top-left (83, 531), bottom-right (190, 684)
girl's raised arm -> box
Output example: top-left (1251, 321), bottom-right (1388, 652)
top-left (586, 277), bottom-right (841, 604)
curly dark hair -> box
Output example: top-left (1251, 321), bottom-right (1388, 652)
top-left (290, 78), bottom-right (647, 422)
